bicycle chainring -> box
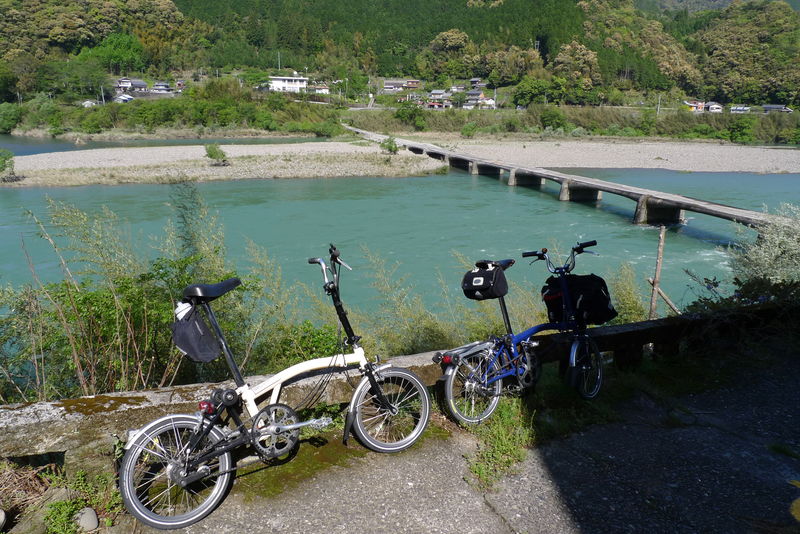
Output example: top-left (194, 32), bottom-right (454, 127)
top-left (251, 403), bottom-right (300, 459)
top-left (518, 351), bottom-right (542, 389)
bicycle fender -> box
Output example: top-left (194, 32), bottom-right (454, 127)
top-left (123, 413), bottom-right (202, 450)
top-left (342, 408), bottom-right (356, 445)
top-left (569, 338), bottom-right (580, 368)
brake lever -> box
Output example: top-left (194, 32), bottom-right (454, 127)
top-left (338, 258), bottom-right (353, 271)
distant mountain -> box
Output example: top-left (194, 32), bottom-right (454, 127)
top-left (635, 0), bottom-right (800, 12)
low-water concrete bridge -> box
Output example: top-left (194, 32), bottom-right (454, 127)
top-left (348, 126), bottom-right (776, 227)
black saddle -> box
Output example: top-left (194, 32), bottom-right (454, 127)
top-left (474, 259), bottom-right (515, 271)
top-left (182, 278), bottom-right (242, 302)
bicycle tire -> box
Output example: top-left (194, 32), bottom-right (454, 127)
top-left (570, 336), bottom-right (603, 400)
top-left (119, 414), bottom-right (233, 530)
top-left (351, 367), bottom-right (430, 453)
top-left (444, 350), bottom-right (501, 424)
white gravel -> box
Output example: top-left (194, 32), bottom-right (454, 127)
top-left (8, 137), bottom-right (800, 188)
top-left (436, 137), bottom-right (800, 174)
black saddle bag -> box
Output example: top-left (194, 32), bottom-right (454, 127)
top-left (541, 273), bottom-right (617, 325)
top-left (171, 305), bottom-right (221, 363)
top-left (462, 262), bottom-right (509, 300)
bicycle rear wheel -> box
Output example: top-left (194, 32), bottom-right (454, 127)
top-left (351, 367), bottom-right (430, 453)
top-left (119, 414), bottom-right (233, 530)
top-left (444, 350), bottom-right (501, 424)
top-left (570, 337), bottom-right (603, 400)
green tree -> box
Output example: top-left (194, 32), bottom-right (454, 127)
top-left (78, 33), bottom-right (146, 74)
top-left (513, 76), bottom-right (552, 107)
top-left (0, 103), bottom-right (22, 133)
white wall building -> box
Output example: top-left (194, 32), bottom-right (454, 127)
top-left (268, 74), bottom-right (309, 93)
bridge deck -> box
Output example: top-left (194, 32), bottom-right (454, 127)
top-left (346, 126), bottom-right (776, 227)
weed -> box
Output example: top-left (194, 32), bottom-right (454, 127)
top-left (42, 470), bottom-right (123, 532)
top-left (468, 398), bottom-right (533, 488)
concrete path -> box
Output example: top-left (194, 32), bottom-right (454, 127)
top-left (114, 353), bottom-right (800, 534)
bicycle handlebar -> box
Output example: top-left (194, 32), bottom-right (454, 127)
top-left (524, 241), bottom-right (597, 274)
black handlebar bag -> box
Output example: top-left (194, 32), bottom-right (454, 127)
top-left (462, 263), bottom-right (509, 300)
top-left (541, 274), bottom-right (618, 325)
top-left (171, 306), bottom-right (221, 363)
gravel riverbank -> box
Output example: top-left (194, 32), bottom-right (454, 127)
top-left (7, 135), bottom-right (800, 188)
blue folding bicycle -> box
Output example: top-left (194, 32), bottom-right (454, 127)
top-left (434, 240), bottom-right (614, 424)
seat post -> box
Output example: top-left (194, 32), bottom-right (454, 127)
top-left (201, 302), bottom-right (245, 387)
top-left (497, 296), bottom-right (513, 335)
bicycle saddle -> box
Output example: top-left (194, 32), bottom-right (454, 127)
top-left (475, 259), bottom-right (515, 271)
top-left (182, 278), bottom-right (242, 301)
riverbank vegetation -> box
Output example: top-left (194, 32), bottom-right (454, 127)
top-left (1, 1), bottom-right (799, 150)
top-left (345, 105), bottom-right (800, 145)
top-left (0, 182), bottom-right (796, 404)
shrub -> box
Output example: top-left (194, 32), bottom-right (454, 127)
top-left (727, 115), bottom-right (756, 143)
top-left (540, 107), bottom-right (568, 130)
top-left (205, 143), bottom-right (228, 164)
top-left (0, 148), bottom-right (13, 175)
top-left (379, 136), bottom-right (399, 154)
top-left (460, 121), bottom-right (478, 138)
top-left (728, 203), bottom-right (800, 285)
top-left (0, 102), bottom-right (22, 133)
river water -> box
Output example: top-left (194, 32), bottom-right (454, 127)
top-left (1, 135), bottom-right (798, 314)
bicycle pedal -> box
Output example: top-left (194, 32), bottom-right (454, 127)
top-left (310, 417), bottom-right (333, 430)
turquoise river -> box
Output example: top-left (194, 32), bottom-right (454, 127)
top-left (2, 141), bottom-right (798, 316)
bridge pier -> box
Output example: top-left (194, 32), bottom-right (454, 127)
top-left (475, 162), bottom-right (503, 178)
top-left (559, 180), bottom-right (602, 202)
top-left (508, 169), bottom-right (546, 187)
top-left (634, 196), bottom-right (685, 225)
top-left (449, 157), bottom-right (471, 172)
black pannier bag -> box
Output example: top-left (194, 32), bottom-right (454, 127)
top-left (541, 274), bottom-right (618, 325)
top-left (462, 262), bottom-right (509, 300)
top-left (171, 305), bottom-right (221, 363)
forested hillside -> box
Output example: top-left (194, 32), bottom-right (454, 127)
top-left (0, 0), bottom-right (798, 106)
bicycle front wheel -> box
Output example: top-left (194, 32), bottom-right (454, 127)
top-left (351, 367), bottom-right (430, 453)
top-left (444, 351), bottom-right (501, 424)
top-left (570, 337), bottom-right (603, 400)
top-left (119, 414), bottom-right (233, 530)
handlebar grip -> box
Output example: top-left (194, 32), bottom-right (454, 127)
top-left (579, 240), bottom-right (597, 248)
top-left (308, 258), bottom-right (320, 264)
top-left (522, 251), bottom-right (537, 258)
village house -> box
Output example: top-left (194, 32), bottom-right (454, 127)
top-left (308, 83), bottom-right (330, 95)
top-left (116, 78), bottom-right (148, 93)
top-left (268, 73), bottom-right (309, 93)
top-left (683, 100), bottom-right (705, 112)
top-left (382, 79), bottom-right (405, 93)
top-left (426, 89), bottom-right (452, 109)
top-left (151, 81), bottom-right (173, 94)
top-left (705, 101), bottom-right (723, 113)
top-left (730, 105), bottom-right (751, 114)
top-left (403, 79), bottom-right (421, 90)
top-left (762, 104), bottom-right (793, 113)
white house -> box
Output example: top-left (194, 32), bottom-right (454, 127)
top-left (117, 78), bottom-right (148, 92)
top-left (268, 74), bottom-right (309, 93)
top-left (151, 82), bottom-right (173, 94)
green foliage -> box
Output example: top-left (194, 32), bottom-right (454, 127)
top-left (0, 103), bottom-right (22, 133)
top-left (726, 115), bottom-right (756, 143)
top-left (394, 101), bottom-right (426, 130)
top-left (77, 33), bottom-right (146, 74)
top-left (460, 121), bottom-right (478, 138)
top-left (729, 204), bottom-right (800, 286)
top-left (540, 107), bottom-right (569, 130)
top-left (607, 263), bottom-right (649, 324)
top-left (468, 398), bottom-right (533, 488)
top-left (205, 143), bottom-right (227, 162)
top-left (0, 148), bottom-right (14, 176)
top-left (379, 136), bottom-right (399, 155)
top-left (43, 470), bottom-right (122, 533)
